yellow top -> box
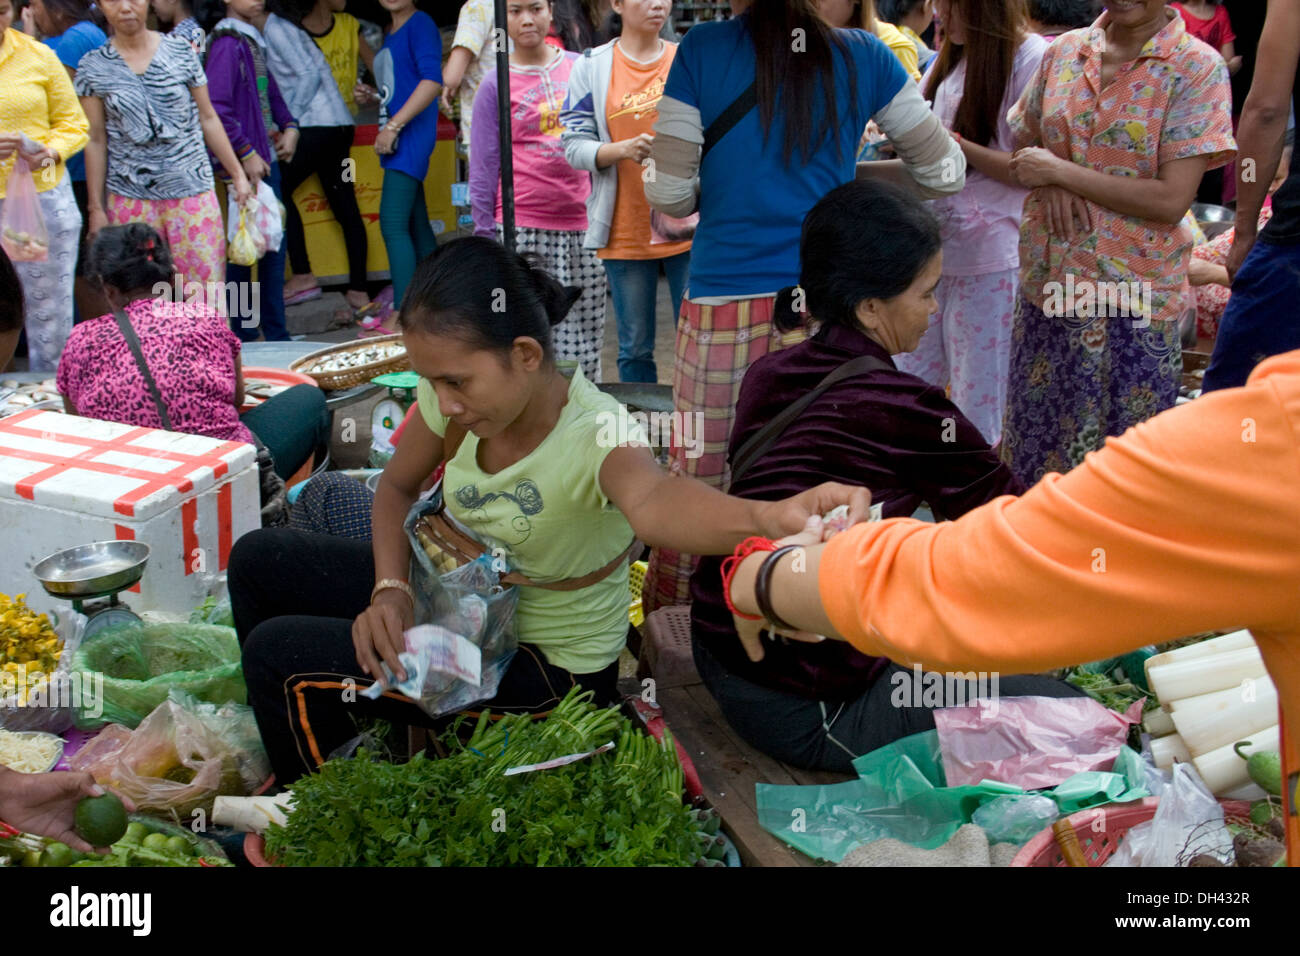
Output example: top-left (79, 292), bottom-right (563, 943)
top-left (310, 12), bottom-right (361, 118)
top-left (874, 20), bottom-right (922, 82)
top-left (0, 28), bottom-right (89, 197)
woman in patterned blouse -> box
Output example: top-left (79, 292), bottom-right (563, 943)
top-left (75, 0), bottom-right (251, 287)
top-left (998, 0), bottom-right (1235, 485)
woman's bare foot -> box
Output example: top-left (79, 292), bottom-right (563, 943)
top-left (284, 274), bottom-right (319, 299)
top-left (345, 289), bottom-right (371, 310)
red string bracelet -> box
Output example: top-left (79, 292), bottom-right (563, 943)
top-left (720, 536), bottom-right (777, 620)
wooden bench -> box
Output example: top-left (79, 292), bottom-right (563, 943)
top-left (639, 606), bottom-right (853, 867)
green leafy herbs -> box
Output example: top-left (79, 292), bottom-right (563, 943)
top-left (1065, 670), bottom-right (1158, 714)
top-left (263, 688), bottom-right (702, 866)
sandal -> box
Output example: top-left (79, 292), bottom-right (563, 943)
top-left (284, 287), bottom-right (322, 306)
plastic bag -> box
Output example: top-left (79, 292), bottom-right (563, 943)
top-left (248, 179), bottom-right (284, 254)
top-left (972, 794), bottom-right (1060, 846)
top-left (392, 494), bottom-right (519, 718)
top-left (67, 689), bottom-right (269, 818)
top-left (226, 206), bottom-right (262, 265)
top-left (1, 155), bottom-right (50, 262)
top-left (934, 695), bottom-right (1144, 790)
top-left (1104, 762), bottom-right (1233, 867)
top-left (756, 729), bottom-right (1149, 863)
top-left (68, 623), bottom-right (244, 730)
top-left (0, 608), bottom-right (86, 733)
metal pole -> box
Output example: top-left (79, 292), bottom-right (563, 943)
top-left (494, 0), bottom-right (516, 252)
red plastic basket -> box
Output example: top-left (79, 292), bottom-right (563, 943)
top-left (1011, 797), bottom-right (1252, 866)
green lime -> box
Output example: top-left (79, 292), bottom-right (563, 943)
top-left (74, 794), bottom-right (128, 847)
top-left (142, 832), bottom-right (169, 851)
top-left (164, 836), bottom-right (192, 857)
top-left (22, 848), bottom-right (42, 867)
top-left (119, 821), bottom-right (148, 846)
top-left (41, 842), bottom-right (76, 867)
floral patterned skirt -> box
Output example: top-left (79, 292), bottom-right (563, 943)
top-left (999, 293), bottom-right (1181, 486)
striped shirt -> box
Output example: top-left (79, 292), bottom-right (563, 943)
top-left (74, 33), bottom-right (214, 200)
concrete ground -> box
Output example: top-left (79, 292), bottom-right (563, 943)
top-left (307, 277), bottom-right (680, 468)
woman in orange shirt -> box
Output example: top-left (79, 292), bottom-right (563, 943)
top-left (723, 349), bottom-right (1300, 864)
top-left (561, 0), bottom-right (690, 384)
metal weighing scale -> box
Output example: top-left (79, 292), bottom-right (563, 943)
top-left (369, 370), bottom-right (421, 467)
top-left (32, 541), bottom-right (152, 639)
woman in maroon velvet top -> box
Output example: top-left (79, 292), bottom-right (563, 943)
top-left (689, 180), bottom-right (1084, 773)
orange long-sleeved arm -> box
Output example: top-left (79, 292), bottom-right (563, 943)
top-left (816, 350), bottom-right (1300, 863)
top-left (818, 356), bottom-right (1300, 674)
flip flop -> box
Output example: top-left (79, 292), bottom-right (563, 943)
top-left (357, 324), bottom-right (397, 339)
top-left (284, 287), bottom-right (322, 306)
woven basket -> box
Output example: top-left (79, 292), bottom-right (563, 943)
top-left (1011, 797), bottom-right (1252, 866)
top-left (289, 334), bottom-right (411, 390)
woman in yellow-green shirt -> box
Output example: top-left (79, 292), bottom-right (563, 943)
top-left (0, 0), bottom-right (89, 371)
top-left (229, 236), bottom-right (867, 784)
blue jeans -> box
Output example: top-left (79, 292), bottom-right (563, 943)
top-left (1203, 238), bottom-right (1300, 392)
top-left (602, 252), bottom-right (690, 383)
top-left (229, 161), bottom-right (289, 342)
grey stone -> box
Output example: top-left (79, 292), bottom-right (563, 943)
top-left (285, 292), bottom-right (356, 336)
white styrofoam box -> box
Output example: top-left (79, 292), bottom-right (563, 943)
top-left (0, 410), bottom-right (259, 618)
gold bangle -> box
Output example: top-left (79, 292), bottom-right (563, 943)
top-left (371, 579), bottom-right (415, 604)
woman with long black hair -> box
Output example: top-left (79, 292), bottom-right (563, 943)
top-left (640, 0), bottom-right (963, 611)
top-left (892, 0), bottom-right (1046, 445)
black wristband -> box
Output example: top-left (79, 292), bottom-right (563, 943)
top-left (754, 544), bottom-right (801, 632)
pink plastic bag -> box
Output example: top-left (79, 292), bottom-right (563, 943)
top-left (934, 695), bottom-right (1144, 790)
top-left (1, 156), bottom-right (50, 262)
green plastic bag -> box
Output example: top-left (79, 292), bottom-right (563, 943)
top-left (756, 730), bottom-right (1148, 863)
top-left (69, 623), bottom-right (245, 730)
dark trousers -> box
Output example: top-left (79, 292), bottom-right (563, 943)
top-left (280, 126), bottom-right (368, 290)
top-left (693, 639), bottom-right (1087, 774)
top-left (230, 529), bottom-right (619, 784)
top-left (1203, 237), bottom-right (1300, 392)
top-left (228, 161), bottom-right (288, 342)
top-left (238, 383), bottom-right (330, 481)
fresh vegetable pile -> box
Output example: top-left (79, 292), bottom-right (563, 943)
top-left (0, 815), bottom-right (232, 868)
top-left (264, 688), bottom-right (708, 866)
top-left (0, 593), bottom-right (63, 700)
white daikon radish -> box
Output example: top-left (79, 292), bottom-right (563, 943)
top-left (1220, 780), bottom-right (1269, 802)
top-left (1147, 647), bottom-right (1266, 704)
top-left (1143, 630), bottom-right (1256, 678)
top-left (1150, 733), bottom-right (1192, 770)
top-left (1192, 726), bottom-right (1279, 795)
top-left (1172, 676), bottom-right (1277, 757)
top-left (213, 792), bottom-right (295, 833)
top-left (1142, 707), bottom-right (1175, 737)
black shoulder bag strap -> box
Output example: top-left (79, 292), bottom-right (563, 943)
top-left (730, 353), bottom-right (891, 484)
top-left (112, 307), bottom-right (173, 431)
top-left (701, 80), bottom-right (757, 161)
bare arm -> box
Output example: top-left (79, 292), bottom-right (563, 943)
top-left (358, 31), bottom-right (376, 73)
top-left (1011, 148), bottom-right (1209, 224)
top-left (192, 84), bottom-right (251, 199)
top-left (1227, 0), bottom-right (1299, 274)
top-left (598, 444), bottom-right (872, 553)
top-left (351, 409), bottom-right (444, 685)
top-left (1, 328), bottom-right (22, 373)
top-left (390, 78), bottom-right (442, 128)
top-left (79, 96), bottom-right (108, 236)
top-left (958, 137), bottom-right (1021, 189)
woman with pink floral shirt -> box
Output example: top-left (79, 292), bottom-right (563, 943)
top-left (998, 0), bottom-right (1235, 485)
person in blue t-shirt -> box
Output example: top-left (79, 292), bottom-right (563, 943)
top-left (356, 0), bottom-right (442, 334)
top-left (30, 0), bottom-right (107, 322)
top-left (640, 0), bottom-right (965, 611)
